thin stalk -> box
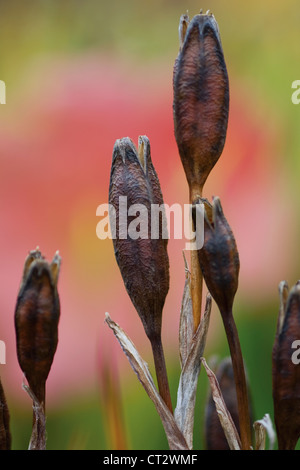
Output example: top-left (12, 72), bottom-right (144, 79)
top-left (150, 334), bottom-right (173, 413)
top-left (221, 309), bottom-right (252, 450)
top-left (190, 251), bottom-right (203, 331)
top-left (189, 185), bottom-right (203, 331)
top-left (23, 381), bottom-right (46, 450)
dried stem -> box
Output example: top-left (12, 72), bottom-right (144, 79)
top-left (150, 334), bottom-right (173, 413)
top-left (189, 186), bottom-right (203, 331)
top-left (105, 313), bottom-right (188, 450)
top-left (190, 251), bottom-right (203, 332)
top-left (23, 382), bottom-right (46, 450)
top-left (221, 310), bottom-right (252, 450)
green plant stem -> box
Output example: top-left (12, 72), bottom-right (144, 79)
top-left (150, 335), bottom-right (173, 413)
top-left (221, 309), bottom-right (252, 450)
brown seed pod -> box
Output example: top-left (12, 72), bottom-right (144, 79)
top-left (173, 12), bottom-right (229, 199)
top-left (193, 198), bottom-right (251, 449)
top-left (109, 136), bottom-right (172, 411)
top-left (0, 378), bottom-right (11, 450)
top-left (272, 281), bottom-right (300, 450)
top-left (192, 197), bottom-right (239, 315)
top-left (14, 248), bottom-right (61, 409)
top-left (109, 136), bottom-right (169, 342)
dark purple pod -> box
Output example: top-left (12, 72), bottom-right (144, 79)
top-left (14, 249), bottom-right (61, 408)
top-left (272, 281), bottom-right (300, 450)
top-left (193, 198), bottom-right (252, 449)
top-left (109, 136), bottom-right (169, 342)
top-left (192, 197), bottom-right (239, 316)
top-left (173, 12), bottom-right (229, 197)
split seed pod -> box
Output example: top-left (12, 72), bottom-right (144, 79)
top-left (193, 198), bottom-right (252, 449)
top-left (192, 197), bottom-right (239, 315)
top-left (14, 248), bottom-right (61, 409)
top-left (109, 136), bottom-right (172, 411)
top-left (272, 281), bottom-right (300, 450)
top-left (173, 12), bottom-right (229, 198)
top-left (109, 136), bottom-right (169, 342)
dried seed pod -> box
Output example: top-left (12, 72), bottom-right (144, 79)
top-left (173, 12), bottom-right (229, 198)
top-left (205, 357), bottom-right (253, 450)
top-left (0, 378), bottom-right (11, 450)
top-left (193, 198), bottom-right (252, 449)
top-left (109, 136), bottom-right (172, 411)
top-left (109, 136), bottom-right (169, 342)
top-left (14, 248), bottom-right (61, 409)
top-left (272, 281), bottom-right (300, 450)
top-left (193, 197), bottom-right (239, 315)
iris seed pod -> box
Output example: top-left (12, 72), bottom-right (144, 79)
top-left (109, 136), bottom-right (169, 340)
top-left (173, 12), bottom-right (229, 199)
top-left (193, 197), bottom-right (252, 449)
top-left (272, 281), bottom-right (300, 450)
top-left (109, 136), bottom-right (172, 411)
top-left (14, 248), bottom-right (61, 409)
top-left (193, 197), bottom-right (239, 315)
top-left (0, 378), bottom-right (11, 450)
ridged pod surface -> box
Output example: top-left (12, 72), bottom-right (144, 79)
top-left (173, 13), bottom-right (229, 197)
top-left (109, 136), bottom-right (169, 342)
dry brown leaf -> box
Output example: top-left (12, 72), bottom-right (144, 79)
top-left (105, 313), bottom-right (189, 450)
top-left (253, 414), bottom-right (275, 450)
top-left (201, 357), bottom-right (241, 450)
top-left (253, 420), bottom-right (266, 450)
top-left (174, 293), bottom-right (212, 449)
top-left (178, 252), bottom-right (194, 368)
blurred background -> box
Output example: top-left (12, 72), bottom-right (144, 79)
top-left (0, 0), bottom-right (300, 450)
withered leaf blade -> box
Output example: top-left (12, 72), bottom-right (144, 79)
top-left (253, 414), bottom-right (275, 451)
top-left (276, 280), bottom-right (289, 338)
top-left (0, 378), bottom-right (11, 450)
top-left (201, 357), bottom-right (241, 450)
top-left (253, 420), bottom-right (265, 451)
top-left (178, 252), bottom-right (194, 368)
top-left (105, 313), bottom-right (189, 450)
top-left (204, 357), bottom-right (254, 450)
top-left (174, 293), bottom-right (211, 449)
top-left (204, 357), bottom-right (239, 450)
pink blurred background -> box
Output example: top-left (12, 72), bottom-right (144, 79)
top-left (0, 0), bottom-right (299, 449)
